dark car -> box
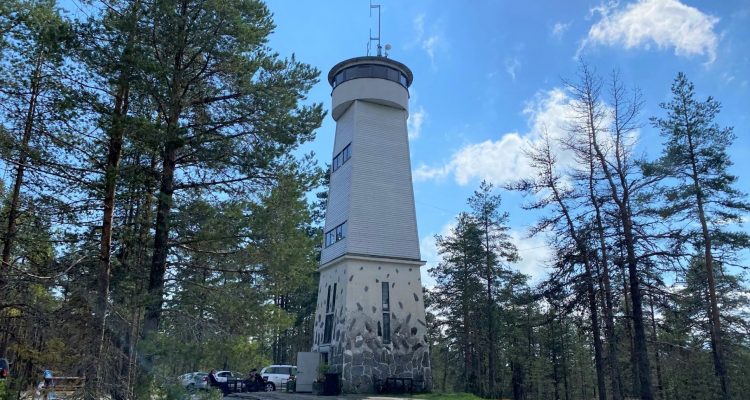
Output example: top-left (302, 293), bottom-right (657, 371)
top-left (0, 358), bottom-right (9, 379)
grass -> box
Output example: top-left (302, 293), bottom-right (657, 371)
top-left (411, 392), bottom-right (486, 400)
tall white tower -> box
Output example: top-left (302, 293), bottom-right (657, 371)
top-left (311, 56), bottom-right (431, 393)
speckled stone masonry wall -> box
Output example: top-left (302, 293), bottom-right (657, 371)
top-left (312, 258), bottom-right (432, 393)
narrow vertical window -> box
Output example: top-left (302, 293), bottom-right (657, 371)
top-left (324, 283), bottom-right (335, 344)
top-left (382, 282), bottom-right (391, 343)
top-left (332, 283), bottom-right (337, 309)
top-left (381, 282), bottom-right (390, 311)
top-left (323, 314), bottom-right (333, 343)
top-left (336, 225), bottom-right (343, 241)
top-left (326, 286), bottom-right (331, 313)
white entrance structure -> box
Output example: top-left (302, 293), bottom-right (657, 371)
top-left (311, 56), bottom-right (431, 393)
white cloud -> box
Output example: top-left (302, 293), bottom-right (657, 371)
top-left (580, 0), bottom-right (719, 64)
top-left (411, 13), bottom-right (444, 66)
top-left (413, 163), bottom-right (451, 182)
top-left (505, 57), bottom-right (521, 81)
top-left (413, 13), bottom-right (425, 35)
top-left (552, 21), bottom-right (571, 39)
top-left (419, 222), bottom-right (455, 289)
top-left (510, 231), bottom-right (553, 284)
top-left (408, 105), bottom-right (427, 140)
top-left (449, 135), bottom-right (531, 185)
top-left (419, 224), bottom-right (553, 287)
top-left (413, 88), bottom-right (578, 186)
top-left (422, 36), bottom-right (441, 62)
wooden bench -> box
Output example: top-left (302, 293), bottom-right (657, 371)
top-left (27, 377), bottom-right (85, 399)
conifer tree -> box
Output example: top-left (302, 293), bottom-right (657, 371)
top-left (469, 181), bottom-right (519, 397)
top-left (136, 0), bottom-right (324, 364)
top-left (0, 0), bottom-right (72, 301)
top-left (430, 212), bottom-right (484, 393)
top-left (649, 72), bottom-right (750, 399)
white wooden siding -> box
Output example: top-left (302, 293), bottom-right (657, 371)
top-left (321, 79), bottom-right (420, 265)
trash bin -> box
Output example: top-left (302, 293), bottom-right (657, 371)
top-left (323, 373), bottom-right (341, 395)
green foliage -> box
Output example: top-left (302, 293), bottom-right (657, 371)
top-left (0, 380), bottom-right (8, 400)
top-left (0, 0), bottom-right (325, 397)
top-left (429, 183), bottom-right (531, 398)
top-left (648, 72), bottom-right (750, 250)
top-left (647, 72), bottom-right (750, 397)
top-left (1, 2), bottom-right (748, 400)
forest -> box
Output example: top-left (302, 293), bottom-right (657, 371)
top-left (0, 0), bottom-right (748, 400)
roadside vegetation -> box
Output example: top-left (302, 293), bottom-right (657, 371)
top-left (0, 1), bottom-right (747, 400)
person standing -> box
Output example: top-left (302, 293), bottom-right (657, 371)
top-left (208, 369), bottom-right (227, 396)
top-left (42, 367), bottom-right (53, 388)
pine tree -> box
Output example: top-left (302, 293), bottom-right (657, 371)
top-left (430, 212), bottom-right (484, 393)
top-left (649, 72), bottom-right (750, 399)
top-left (0, 0), bottom-right (72, 306)
top-left (510, 131), bottom-right (609, 400)
top-left (468, 181), bottom-right (519, 397)
top-left (567, 64), bottom-right (654, 400)
top-left (136, 0), bottom-right (324, 367)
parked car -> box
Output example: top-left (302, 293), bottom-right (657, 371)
top-left (214, 370), bottom-right (243, 383)
top-left (178, 371), bottom-right (208, 392)
top-left (260, 365), bottom-right (296, 390)
top-left (0, 358), bottom-right (9, 379)
top-left (214, 370), bottom-right (274, 392)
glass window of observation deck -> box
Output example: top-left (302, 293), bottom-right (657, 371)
top-left (332, 64), bottom-right (409, 88)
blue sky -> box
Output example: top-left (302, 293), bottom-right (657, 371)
top-left (56, 0), bottom-right (748, 284)
top-left (264, 0), bottom-right (750, 286)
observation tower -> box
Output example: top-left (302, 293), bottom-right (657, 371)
top-left (311, 54), bottom-right (432, 393)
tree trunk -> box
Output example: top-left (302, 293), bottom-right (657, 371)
top-left (547, 151), bottom-right (607, 400)
top-left (129, 164), bottom-right (152, 397)
top-left (511, 359), bottom-right (525, 400)
top-left (684, 120), bottom-right (730, 399)
top-left (588, 104), bottom-right (653, 400)
top-left (621, 257), bottom-right (639, 396)
top-left (442, 345), bottom-right (448, 392)
top-left (620, 217), bottom-right (653, 400)
top-left (552, 324), bottom-right (561, 400)
top-left (583, 257), bottom-right (608, 400)
top-left (483, 222), bottom-right (496, 396)
top-left (140, 1), bottom-right (187, 372)
top-left (1, 51), bottom-right (44, 287)
top-left (648, 291), bottom-right (664, 400)
top-left (95, 47), bottom-right (133, 394)
top-left (141, 142), bottom-right (177, 345)
top-left (560, 316), bottom-right (570, 400)
top-left (589, 155), bottom-right (624, 400)
top-left (462, 258), bottom-right (472, 393)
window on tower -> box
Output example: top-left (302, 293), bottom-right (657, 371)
top-left (332, 63), bottom-right (410, 89)
top-left (324, 221), bottom-right (347, 247)
top-left (323, 283), bottom-right (337, 344)
top-left (381, 282), bottom-right (390, 311)
top-left (382, 282), bottom-right (391, 344)
top-left (323, 314), bottom-right (333, 344)
top-left (331, 143), bottom-right (352, 173)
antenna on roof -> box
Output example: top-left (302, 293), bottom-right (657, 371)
top-left (368, 1), bottom-right (382, 57)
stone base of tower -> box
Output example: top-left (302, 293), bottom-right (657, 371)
top-left (333, 300), bottom-right (432, 393)
top-left (312, 255), bottom-right (432, 393)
